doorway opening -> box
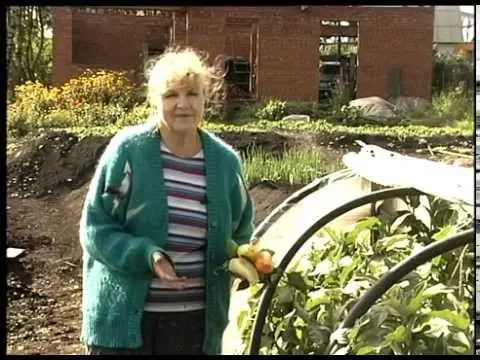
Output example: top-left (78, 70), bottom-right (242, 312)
top-left (318, 20), bottom-right (358, 104)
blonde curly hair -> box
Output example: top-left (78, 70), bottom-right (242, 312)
top-left (145, 46), bottom-right (225, 114)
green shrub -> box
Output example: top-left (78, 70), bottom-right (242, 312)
top-left (118, 103), bottom-right (154, 126)
top-left (402, 90), bottom-right (473, 129)
top-left (256, 99), bottom-right (287, 121)
top-left (11, 81), bottom-right (60, 115)
top-left (329, 80), bottom-right (352, 112)
top-left (7, 102), bottom-right (128, 135)
top-left (42, 109), bottom-right (78, 128)
top-left (68, 103), bottom-right (127, 127)
top-left (7, 103), bottom-right (32, 137)
top-left (431, 90), bottom-right (472, 123)
top-left (432, 49), bottom-right (473, 95)
top-left (204, 101), bottom-right (226, 123)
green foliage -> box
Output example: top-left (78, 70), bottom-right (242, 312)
top-left (404, 90), bottom-right (473, 129)
top-left (255, 99), bottom-right (287, 121)
top-left (204, 119), bottom-right (470, 139)
top-left (117, 103), bottom-right (154, 127)
top-left (7, 6), bottom-right (53, 99)
top-left (7, 81), bottom-right (59, 136)
top-left (432, 49), bottom-right (473, 95)
top-left (329, 81), bottom-right (353, 113)
top-left (241, 146), bottom-right (338, 187)
top-left (238, 195), bottom-right (473, 355)
top-left (66, 103), bottom-right (127, 127)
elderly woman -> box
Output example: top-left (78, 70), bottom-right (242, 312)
top-left (79, 47), bottom-right (255, 355)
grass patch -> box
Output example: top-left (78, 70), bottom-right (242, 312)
top-left (22, 118), bottom-right (471, 141)
top-left (241, 146), bottom-right (339, 186)
top-left (7, 118), bottom-right (472, 154)
top-left (204, 119), bottom-right (472, 138)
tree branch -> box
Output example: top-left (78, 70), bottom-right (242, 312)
top-left (31, 6), bottom-right (46, 78)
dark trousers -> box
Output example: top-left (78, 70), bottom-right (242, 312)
top-left (85, 309), bottom-right (206, 355)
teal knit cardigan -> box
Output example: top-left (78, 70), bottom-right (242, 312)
top-left (79, 121), bottom-right (255, 354)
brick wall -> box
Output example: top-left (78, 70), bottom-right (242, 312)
top-left (53, 6), bottom-right (434, 101)
top-left (52, 7), bottom-right (187, 84)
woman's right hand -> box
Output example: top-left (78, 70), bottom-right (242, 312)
top-left (152, 253), bottom-right (187, 289)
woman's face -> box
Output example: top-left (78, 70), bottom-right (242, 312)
top-left (159, 75), bottom-right (205, 134)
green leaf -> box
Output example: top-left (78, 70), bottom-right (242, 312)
top-left (283, 326), bottom-right (300, 345)
top-left (305, 288), bottom-right (329, 311)
top-left (408, 195), bottom-right (420, 209)
top-left (414, 317), bottom-right (451, 338)
top-left (406, 283), bottom-right (428, 313)
top-left (452, 331), bottom-right (471, 348)
top-left (413, 205), bottom-right (432, 231)
top-left (321, 227), bottom-right (342, 243)
top-left (338, 255), bottom-right (353, 267)
top-left (237, 309), bottom-right (249, 329)
top-left (311, 259), bottom-right (334, 276)
top-left (416, 261), bottom-right (432, 280)
top-left (430, 310), bottom-right (470, 330)
top-left (274, 321), bottom-right (284, 340)
top-left (376, 234), bottom-right (409, 251)
top-left (346, 217), bottom-right (380, 243)
top-left (277, 286), bottom-right (295, 306)
top-left (286, 272), bottom-right (309, 293)
top-left (343, 279), bottom-right (371, 296)
top-left (448, 346), bottom-right (469, 355)
top-left (365, 305), bottom-right (391, 329)
top-left (331, 346), bottom-right (349, 355)
top-left (386, 238), bottom-right (411, 252)
top-left (390, 213), bottom-right (412, 233)
top-left (432, 225), bottom-right (455, 241)
top-left (306, 324), bottom-right (330, 347)
top-left (419, 195), bottom-right (431, 211)
top-left (422, 283), bottom-right (452, 298)
top-left (385, 325), bottom-right (408, 343)
top-left (356, 345), bottom-right (378, 355)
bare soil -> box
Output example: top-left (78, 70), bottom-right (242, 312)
top-left (6, 129), bottom-right (472, 355)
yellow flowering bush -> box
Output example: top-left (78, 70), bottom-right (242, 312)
top-left (57, 70), bottom-right (139, 109)
top-left (8, 70), bottom-right (144, 135)
top-left (13, 81), bottom-right (60, 114)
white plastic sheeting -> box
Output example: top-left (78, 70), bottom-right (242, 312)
top-left (343, 142), bottom-right (474, 206)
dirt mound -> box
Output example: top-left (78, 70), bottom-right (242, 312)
top-left (215, 131), bottom-right (294, 154)
top-left (7, 131), bottom-right (110, 199)
top-left (6, 130), bottom-right (295, 200)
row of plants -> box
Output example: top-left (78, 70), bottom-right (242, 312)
top-left (9, 119), bottom-right (471, 152)
top-left (241, 146), bottom-right (339, 187)
top-left (7, 70), bottom-right (473, 139)
top-left (236, 194), bottom-right (473, 355)
top-left (233, 93), bottom-right (473, 130)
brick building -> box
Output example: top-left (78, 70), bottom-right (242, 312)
top-left (52, 6), bottom-right (434, 102)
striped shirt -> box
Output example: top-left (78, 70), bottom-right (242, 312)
top-left (144, 142), bottom-right (207, 313)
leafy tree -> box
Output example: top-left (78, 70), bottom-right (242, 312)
top-left (7, 6), bottom-right (53, 101)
